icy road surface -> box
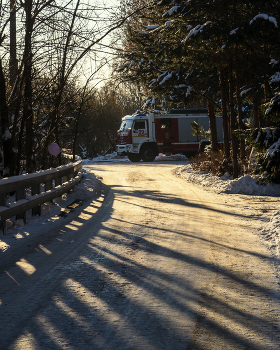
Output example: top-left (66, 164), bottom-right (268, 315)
top-left (0, 160), bottom-right (280, 350)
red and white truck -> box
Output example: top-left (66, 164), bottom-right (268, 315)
top-left (116, 109), bottom-right (223, 162)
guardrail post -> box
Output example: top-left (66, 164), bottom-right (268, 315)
top-left (45, 180), bottom-right (52, 192)
top-left (16, 188), bottom-right (26, 223)
top-left (32, 184), bottom-right (41, 216)
top-left (67, 172), bottom-right (73, 181)
top-left (45, 180), bottom-right (53, 203)
top-left (55, 177), bottom-right (62, 186)
top-left (0, 193), bottom-right (6, 234)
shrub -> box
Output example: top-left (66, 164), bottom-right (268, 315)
top-left (244, 127), bottom-right (280, 184)
top-left (190, 147), bottom-right (251, 177)
top-left (190, 150), bottom-right (227, 176)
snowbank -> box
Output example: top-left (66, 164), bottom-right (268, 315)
top-left (83, 152), bottom-right (187, 163)
top-left (175, 163), bottom-right (280, 196)
top-left (0, 169), bottom-right (101, 253)
top-left (175, 163), bottom-right (280, 266)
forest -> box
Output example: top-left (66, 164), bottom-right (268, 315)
top-left (1, 0), bottom-right (280, 183)
top-left (116, 0), bottom-right (280, 183)
top-left (0, 0), bottom-right (143, 177)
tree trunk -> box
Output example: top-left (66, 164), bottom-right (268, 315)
top-left (228, 61), bottom-right (238, 179)
top-left (0, 59), bottom-right (11, 176)
top-left (218, 68), bottom-right (230, 158)
top-left (234, 59), bottom-right (245, 162)
top-left (9, 0), bottom-right (18, 88)
top-left (264, 81), bottom-right (272, 127)
top-left (73, 102), bottom-right (83, 161)
top-left (73, 120), bottom-right (79, 161)
top-left (11, 77), bottom-right (25, 175)
top-left (23, 0), bottom-right (34, 173)
top-left (17, 116), bottom-right (25, 175)
top-left (253, 94), bottom-right (260, 128)
top-left (208, 99), bottom-right (218, 152)
top-left (55, 118), bottom-right (62, 165)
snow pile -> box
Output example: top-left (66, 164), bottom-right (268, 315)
top-left (261, 211), bottom-right (280, 247)
top-left (163, 5), bottom-right (180, 17)
top-left (72, 169), bottom-right (102, 198)
top-left (182, 21), bottom-right (211, 43)
top-left (155, 153), bottom-right (187, 161)
top-left (266, 138), bottom-right (280, 158)
top-left (176, 163), bottom-right (280, 196)
top-left (261, 210), bottom-right (280, 271)
top-left (250, 13), bottom-right (278, 27)
top-left (83, 152), bottom-right (187, 164)
top-left (146, 24), bottom-right (159, 31)
top-left (82, 152), bottom-right (129, 163)
top-left (159, 71), bottom-right (173, 85)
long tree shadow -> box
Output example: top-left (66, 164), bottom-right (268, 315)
top-left (1, 180), bottom-right (280, 350)
top-left (17, 225), bottom-right (279, 349)
top-left (110, 186), bottom-right (255, 220)
top-left (111, 217), bottom-right (279, 262)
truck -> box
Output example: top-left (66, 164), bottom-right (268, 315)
top-left (116, 108), bottom-right (223, 162)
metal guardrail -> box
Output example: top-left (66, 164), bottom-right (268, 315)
top-left (0, 160), bottom-right (82, 234)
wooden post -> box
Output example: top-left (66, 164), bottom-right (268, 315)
top-left (0, 193), bottom-right (7, 234)
top-left (55, 177), bottom-right (62, 187)
top-left (32, 184), bottom-right (41, 216)
top-left (16, 188), bottom-right (26, 223)
top-left (45, 180), bottom-right (53, 203)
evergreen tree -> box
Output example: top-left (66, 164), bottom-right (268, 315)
top-left (117, 0), bottom-right (280, 179)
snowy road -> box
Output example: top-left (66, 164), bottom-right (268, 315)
top-left (0, 161), bottom-right (280, 349)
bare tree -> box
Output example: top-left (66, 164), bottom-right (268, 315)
top-left (0, 0), bottom-right (142, 175)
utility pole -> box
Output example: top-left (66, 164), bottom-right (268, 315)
top-left (9, 0), bottom-right (17, 87)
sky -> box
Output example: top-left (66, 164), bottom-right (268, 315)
top-left (1, 152), bottom-right (279, 279)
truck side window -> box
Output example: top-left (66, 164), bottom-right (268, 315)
top-left (160, 118), bottom-right (172, 129)
top-left (134, 121), bottom-right (146, 130)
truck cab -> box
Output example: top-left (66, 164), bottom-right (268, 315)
top-left (116, 113), bottom-right (158, 162)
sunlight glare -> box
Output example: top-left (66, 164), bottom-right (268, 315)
top-left (80, 255), bottom-right (195, 335)
top-left (78, 212), bottom-right (92, 220)
top-left (38, 244), bottom-right (52, 255)
top-left (53, 296), bottom-right (107, 346)
top-left (70, 220), bottom-right (83, 226)
top-left (65, 224), bottom-right (79, 231)
top-left (36, 314), bottom-right (75, 350)
top-left (0, 240), bottom-right (10, 252)
top-left (63, 278), bottom-right (151, 347)
top-left (12, 331), bottom-right (39, 350)
top-left (77, 196), bottom-right (105, 221)
top-left (15, 258), bottom-right (36, 275)
top-left (54, 296), bottom-right (91, 328)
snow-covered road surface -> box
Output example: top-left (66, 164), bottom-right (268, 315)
top-left (0, 160), bottom-right (279, 350)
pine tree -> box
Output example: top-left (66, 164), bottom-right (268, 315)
top-left (117, 0), bottom-right (280, 178)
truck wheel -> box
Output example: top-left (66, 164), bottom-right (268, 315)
top-left (141, 146), bottom-right (156, 162)
top-left (128, 153), bottom-right (141, 162)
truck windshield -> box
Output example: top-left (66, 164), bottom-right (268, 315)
top-left (119, 120), bottom-right (133, 131)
